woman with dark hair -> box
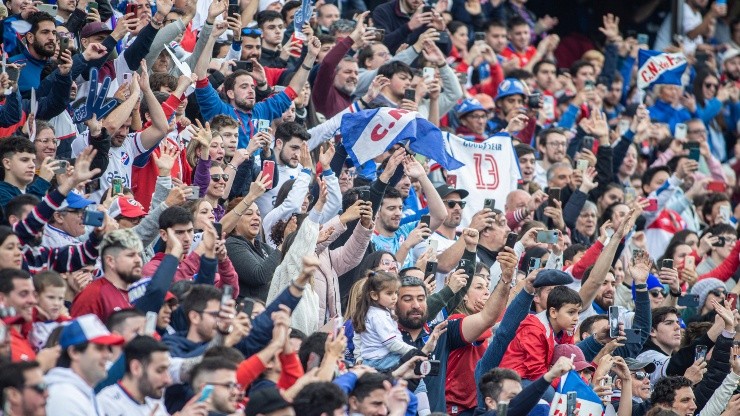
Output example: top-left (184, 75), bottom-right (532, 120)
top-left (692, 70), bottom-right (735, 162)
top-left (340, 250), bottom-right (399, 311)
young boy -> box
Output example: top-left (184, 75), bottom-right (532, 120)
top-left (499, 285), bottom-right (582, 381)
top-left (30, 271), bottom-right (71, 350)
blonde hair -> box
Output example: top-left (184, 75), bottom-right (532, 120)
top-left (344, 277), bottom-right (367, 319)
top-left (99, 228), bottom-right (144, 256)
top-left (186, 131), bottom-right (223, 169)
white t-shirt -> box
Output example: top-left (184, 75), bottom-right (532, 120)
top-left (654, 3), bottom-right (704, 55)
top-left (72, 131), bottom-right (148, 202)
top-left (444, 133), bottom-right (521, 226)
top-left (96, 383), bottom-right (169, 416)
top-left (255, 163), bottom-right (303, 216)
top-left (360, 306), bottom-right (407, 360)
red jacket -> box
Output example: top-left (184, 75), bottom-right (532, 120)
top-left (142, 252), bottom-right (240, 297)
top-left (498, 311), bottom-right (575, 381)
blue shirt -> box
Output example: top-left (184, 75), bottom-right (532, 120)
top-left (371, 221), bottom-right (420, 268)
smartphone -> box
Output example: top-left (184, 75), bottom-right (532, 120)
top-left (675, 123), bottom-right (688, 140)
top-left (423, 67), bottom-right (435, 83)
top-left (422, 5), bottom-right (433, 13)
top-left (474, 32), bottom-right (486, 42)
top-left (707, 181), bottom-right (727, 193)
top-left (240, 299), bottom-right (255, 317)
top-left (566, 391), bottom-right (577, 416)
top-left (457, 258), bottom-right (474, 276)
top-left (425, 260), bottom-right (438, 277)
top-left (58, 35), bottom-right (70, 58)
top-left (497, 402), bottom-right (509, 416)
top-left (258, 119), bottom-right (270, 132)
top-left (112, 178), bottom-right (123, 195)
top-left (228, 0), bottom-right (240, 16)
top-left (197, 385), bottom-right (214, 402)
top-left (712, 236), bottom-right (726, 247)
top-left (38, 4), bottom-right (58, 16)
top-left (429, 239), bottom-right (438, 252)
top-left (528, 257), bottom-right (541, 273)
top-left (125, 2), bottom-right (138, 17)
top-left (212, 221), bottom-right (222, 236)
top-left (414, 358), bottom-right (440, 376)
top-left (695, 345), bottom-right (708, 361)
top-left (53, 160), bottom-right (69, 175)
top-left (123, 72), bottom-right (133, 84)
top-left (145, 311), bottom-right (157, 335)
top-left (88, 1), bottom-right (99, 10)
top-left (484, 198), bottom-right (495, 211)
top-left (688, 147), bottom-right (700, 162)
top-left (618, 119), bottom-right (630, 136)
top-left (584, 80), bottom-right (595, 91)
top-left (85, 179), bottom-right (101, 194)
top-left (5, 66), bottom-right (19, 84)
top-left (221, 285), bottom-right (233, 306)
top-left (542, 95), bottom-right (555, 119)
top-left (719, 205), bottom-right (731, 222)
top-left (82, 210), bottom-right (105, 227)
top-left (547, 187), bottom-right (561, 207)
top-left (728, 293), bottom-right (738, 310)
top-left (234, 60), bottom-right (254, 72)
top-left (186, 186), bottom-right (200, 200)
top-left (625, 328), bottom-right (641, 344)
top-left (536, 230), bottom-right (558, 244)
top-left (446, 174), bottom-right (457, 188)
top-left (677, 294), bottom-right (700, 308)
top-left (645, 198), bottom-right (658, 212)
top-left (576, 159), bottom-right (589, 172)
top-left (404, 89), bottom-right (416, 102)
top-left (371, 28), bottom-right (385, 42)
top-left (609, 306), bottom-right (620, 338)
top-left (637, 33), bottom-right (649, 45)
top-left (582, 135), bottom-right (595, 152)
top-left (358, 189), bottom-right (370, 201)
top-left (662, 259), bottom-right (674, 269)
top-left (420, 214), bottom-right (431, 228)
top-left (527, 93), bottom-right (541, 109)
top-left (505, 232), bottom-right (518, 249)
top-left (262, 160), bottom-right (276, 189)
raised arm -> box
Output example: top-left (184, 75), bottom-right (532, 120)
top-left (404, 156), bottom-right (446, 232)
top-left (137, 61), bottom-right (169, 149)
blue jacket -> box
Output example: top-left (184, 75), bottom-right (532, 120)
top-left (9, 47), bottom-right (47, 95)
top-left (648, 99), bottom-right (694, 134)
top-left (194, 80), bottom-right (294, 150)
top-left (0, 177), bottom-right (50, 207)
top-left (0, 88), bottom-right (22, 127)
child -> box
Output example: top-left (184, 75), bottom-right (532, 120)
top-left (499, 285), bottom-right (582, 382)
top-left (352, 271), bottom-right (434, 370)
top-left (30, 271), bottom-right (71, 350)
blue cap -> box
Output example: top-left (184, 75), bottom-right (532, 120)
top-left (533, 269), bottom-right (574, 288)
top-left (496, 78), bottom-right (527, 101)
top-left (455, 98), bottom-right (487, 116)
top-left (59, 314), bottom-right (125, 349)
top-left (59, 191), bottom-right (95, 211)
top-left (632, 274), bottom-right (663, 300)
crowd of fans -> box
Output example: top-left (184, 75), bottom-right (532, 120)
top-left (0, 0), bottom-right (740, 415)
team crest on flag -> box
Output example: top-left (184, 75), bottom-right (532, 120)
top-left (549, 370), bottom-right (604, 416)
top-left (637, 49), bottom-right (688, 89)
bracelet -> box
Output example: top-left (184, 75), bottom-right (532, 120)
top-left (634, 283), bottom-right (647, 290)
top-left (358, 98), bottom-right (369, 107)
top-left (301, 63), bottom-right (312, 71)
top-left (436, 61), bottom-right (446, 68)
top-left (291, 280), bottom-right (306, 290)
top-left (670, 289), bottom-right (682, 297)
top-left (226, 162), bottom-right (237, 170)
top-left (256, 81), bottom-right (267, 88)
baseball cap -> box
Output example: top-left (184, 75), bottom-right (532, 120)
top-left (723, 48), bottom-right (740, 62)
top-left (496, 78), bottom-right (527, 101)
top-left (59, 314), bottom-right (125, 349)
top-left (245, 388), bottom-right (292, 416)
top-left (552, 344), bottom-right (595, 372)
top-left (533, 269), bottom-right (574, 288)
top-left (456, 98), bottom-right (487, 117)
top-left (80, 22), bottom-right (113, 38)
top-left (59, 191), bottom-right (95, 211)
top-left (624, 357), bottom-right (656, 374)
top-left (435, 184), bottom-right (469, 200)
top-left (108, 197), bottom-right (148, 219)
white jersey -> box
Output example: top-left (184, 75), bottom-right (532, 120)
top-left (97, 383), bottom-right (169, 416)
top-left (444, 133), bottom-right (521, 226)
top-left (255, 163), bottom-right (303, 216)
top-left (72, 131), bottom-right (148, 202)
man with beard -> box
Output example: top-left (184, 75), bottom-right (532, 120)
top-left (70, 227), bottom-right (182, 322)
top-left (0, 361), bottom-right (49, 416)
top-left (533, 127), bottom-right (568, 189)
top-left (312, 14), bottom-right (365, 118)
top-left (10, 12), bottom-right (57, 94)
top-left (97, 336), bottom-right (173, 415)
top-left (195, 26), bottom-right (321, 149)
top-left (602, 74), bottom-right (625, 122)
top-left (394, 247), bottom-right (517, 412)
top-left (722, 49), bottom-right (740, 85)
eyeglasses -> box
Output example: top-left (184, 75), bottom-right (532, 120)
top-left (632, 371), bottom-right (648, 380)
top-left (199, 310), bottom-right (220, 318)
top-left (241, 28), bottom-right (263, 36)
top-left (381, 259), bottom-right (400, 270)
top-left (703, 83), bottom-right (718, 90)
top-left (36, 138), bottom-right (59, 146)
top-left (649, 289), bottom-right (666, 298)
top-left (687, 129), bottom-right (707, 135)
top-left (208, 381), bottom-right (242, 390)
top-left (211, 174), bottom-right (230, 182)
top-left (61, 209), bottom-right (84, 216)
top-left (547, 142), bottom-right (567, 148)
top-left (465, 113), bottom-right (489, 120)
top-left (24, 382), bottom-right (48, 394)
top-left (443, 200), bottom-right (466, 209)
top-left (709, 289), bottom-right (726, 297)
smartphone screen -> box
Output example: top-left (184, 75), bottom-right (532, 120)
top-left (608, 306), bottom-right (619, 338)
top-left (262, 160), bottom-right (276, 189)
top-left (420, 214), bottom-right (430, 228)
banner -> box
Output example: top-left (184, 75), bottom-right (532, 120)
top-left (549, 371), bottom-right (604, 416)
top-left (293, 0), bottom-right (313, 40)
top-left (637, 49), bottom-right (687, 89)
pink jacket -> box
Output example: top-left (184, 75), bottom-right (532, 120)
top-left (312, 216), bottom-right (373, 323)
top-left (142, 251), bottom-right (240, 298)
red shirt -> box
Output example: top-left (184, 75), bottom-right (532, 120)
top-left (445, 313), bottom-right (491, 414)
top-left (70, 278), bottom-right (131, 322)
top-left (501, 45), bottom-right (537, 68)
top-left (10, 326), bottom-right (35, 362)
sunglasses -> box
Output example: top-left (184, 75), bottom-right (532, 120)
top-left (211, 174), bottom-right (230, 182)
top-left (649, 289), bottom-right (666, 298)
top-left (703, 83), bottom-right (718, 89)
top-left (632, 371), bottom-right (648, 380)
top-left (241, 28), bottom-right (263, 36)
top-left (443, 200), bottom-right (466, 209)
top-left (24, 382), bottom-right (48, 394)
top-left (709, 289), bottom-right (726, 297)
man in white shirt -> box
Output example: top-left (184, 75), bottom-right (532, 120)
top-left (655, 0), bottom-right (727, 54)
top-left (97, 335), bottom-right (171, 416)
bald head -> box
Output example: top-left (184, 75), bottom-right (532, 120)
top-left (505, 190), bottom-right (531, 212)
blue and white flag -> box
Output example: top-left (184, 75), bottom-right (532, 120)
top-left (549, 370), bottom-right (604, 416)
top-left (293, 0), bottom-right (313, 40)
top-left (637, 49), bottom-right (687, 90)
top-left (340, 108), bottom-right (464, 171)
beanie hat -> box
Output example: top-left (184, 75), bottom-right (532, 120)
top-left (690, 278), bottom-right (725, 309)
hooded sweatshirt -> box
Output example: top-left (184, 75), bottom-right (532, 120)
top-left (45, 367), bottom-right (102, 416)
